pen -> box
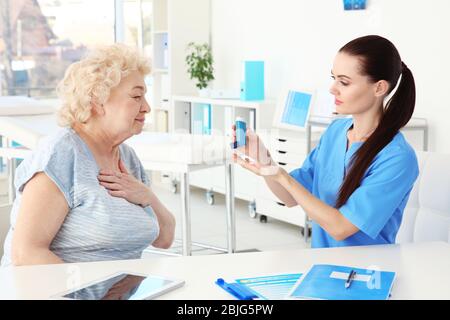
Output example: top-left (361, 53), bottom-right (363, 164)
top-left (216, 278), bottom-right (258, 300)
top-left (345, 270), bottom-right (356, 289)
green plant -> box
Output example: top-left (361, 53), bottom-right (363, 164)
top-left (185, 42), bottom-right (214, 90)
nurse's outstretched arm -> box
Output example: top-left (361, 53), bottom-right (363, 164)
top-left (235, 155), bottom-right (358, 241)
top-left (273, 168), bottom-right (359, 241)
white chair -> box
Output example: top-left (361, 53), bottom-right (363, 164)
top-left (0, 204), bottom-right (12, 258)
top-left (396, 151), bottom-right (450, 243)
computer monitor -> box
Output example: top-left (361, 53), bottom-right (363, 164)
top-left (273, 88), bottom-right (315, 131)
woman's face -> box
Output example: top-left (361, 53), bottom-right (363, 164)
top-left (329, 52), bottom-right (381, 116)
top-left (101, 71), bottom-right (150, 139)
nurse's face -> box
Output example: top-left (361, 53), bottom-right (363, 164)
top-left (101, 71), bottom-right (150, 140)
top-left (329, 52), bottom-right (381, 116)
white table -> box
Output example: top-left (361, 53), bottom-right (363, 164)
top-left (0, 242), bottom-right (449, 300)
top-left (0, 114), bottom-right (236, 256)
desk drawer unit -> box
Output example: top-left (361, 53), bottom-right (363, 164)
top-left (255, 197), bottom-right (306, 227)
top-left (269, 136), bottom-right (308, 154)
top-left (253, 133), bottom-right (310, 227)
top-left (268, 135), bottom-right (311, 166)
top-left (271, 150), bottom-right (305, 167)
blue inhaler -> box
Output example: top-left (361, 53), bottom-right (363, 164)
top-left (232, 117), bottom-right (256, 164)
top-left (235, 117), bottom-right (247, 148)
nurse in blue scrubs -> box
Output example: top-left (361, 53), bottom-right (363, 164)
top-left (233, 35), bottom-right (419, 248)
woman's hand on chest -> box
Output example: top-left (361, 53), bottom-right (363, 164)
top-left (97, 159), bottom-right (151, 207)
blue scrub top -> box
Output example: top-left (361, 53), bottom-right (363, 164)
top-left (289, 118), bottom-right (419, 248)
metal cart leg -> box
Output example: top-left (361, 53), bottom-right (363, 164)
top-left (180, 172), bottom-right (191, 256)
top-left (225, 163), bottom-right (236, 254)
top-left (424, 126), bottom-right (429, 151)
top-left (306, 124), bottom-right (312, 154)
top-left (206, 190), bottom-right (215, 205)
top-left (5, 138), bottom-right (16, 204)
top-left (170, 179), bottom-right (178, 194)
top-left (304, 215), bottom-right (310, 243)
top-left (248, 201), bottom-right (257, 218)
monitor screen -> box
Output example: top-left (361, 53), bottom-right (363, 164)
top-left (281, 90), bottom-right (312, 127)
top-left (274, 88), bottom-right (314, 131)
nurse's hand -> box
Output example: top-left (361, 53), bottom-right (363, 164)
top-left (231, 125), bottom-right (280, 177)
top-left (232, 152), bottom-right (283, 177)
top-left (98, 160), bottom-right (151, 207)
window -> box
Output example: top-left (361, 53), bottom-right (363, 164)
top-left (123, 0), bottom-right (152, 55)
top-left (0, 0), bottom-right (119, 98)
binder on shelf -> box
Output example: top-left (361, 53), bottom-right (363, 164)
top-left (288, 264), bottom-right (396, 300)
top-left (156, 110), bottom-right (168, 132)
top-left (249, 109), bottom-right (256, 131)
top-left (154, 32), bottom-right (169, 70)
top-left (161, 74), bottom-right (170, 101)
top-left (191, 103), bottom-right (211, 135)
top-left (202, 103), bottom-right (211, 135)
top-left (240, 61), bottom-right (264, 101)
top-left (343, 0), bottom-right (366, 10)
top-left (162, 33), bottom-right (169, 69)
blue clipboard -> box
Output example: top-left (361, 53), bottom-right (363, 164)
top-left (288, 264), bottom-right (396, 300)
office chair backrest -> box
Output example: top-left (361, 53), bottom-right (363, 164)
top-left (0, 204), bottom-right (12, 258)
top-left (396, 151), bottom-right (450, 243)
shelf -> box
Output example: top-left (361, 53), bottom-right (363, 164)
top-left (150, 0), bottom-right (211, 135)
top-left (172, 95), bottom-right (275, 109)
top-left (153, 32), bottom-right (169, 70)
top-left (154, 100), bottom-right (170, 112)
top-left (153, 68), bottom-right (169, 74)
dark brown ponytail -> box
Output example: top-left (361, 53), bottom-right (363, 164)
top-left (335, 36), bottom-right (416, 208)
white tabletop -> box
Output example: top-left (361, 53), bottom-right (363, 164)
top-left (1, 242), bottom-right (449, 300)
top-left (0, 96), bottom-right (56, 116)
top-left (0, 114), bottom-right (60, 149)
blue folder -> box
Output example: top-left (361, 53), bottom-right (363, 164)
top-left (288, 264), bottom-right (396, 300)
top-left (191, 103), bottom-right (211, 135)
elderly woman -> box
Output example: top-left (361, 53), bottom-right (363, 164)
top-left (1, 44), bottom-right (175, 268)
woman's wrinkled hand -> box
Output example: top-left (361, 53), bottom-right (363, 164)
top-left (98, 160), bottom-right (151, 207)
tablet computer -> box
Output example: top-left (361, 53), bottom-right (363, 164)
top-left (53, 271), bottom-right (185, 300)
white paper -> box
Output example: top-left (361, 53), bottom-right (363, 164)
top-left (330, 271), bottom-right (371, 282)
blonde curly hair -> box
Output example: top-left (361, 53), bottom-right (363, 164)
top-left (57, 44), bottom-right (151, 127)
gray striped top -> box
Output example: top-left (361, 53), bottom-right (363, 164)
top-left (1, 128), bottom-right (160, 274)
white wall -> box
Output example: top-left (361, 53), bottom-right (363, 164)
top-left (211, 0), bottom-right (450, 153)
